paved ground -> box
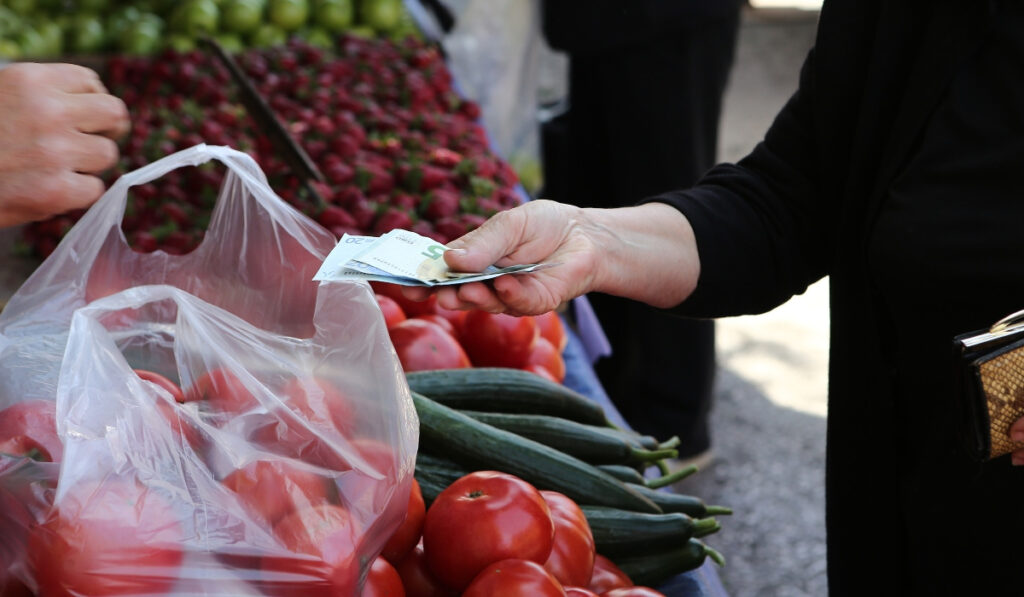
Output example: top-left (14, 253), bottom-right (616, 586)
top-left (676, 8), bottom-right (832, 597)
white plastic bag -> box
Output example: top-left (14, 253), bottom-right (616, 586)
top-left (0, 145), bottom-right (417, 595)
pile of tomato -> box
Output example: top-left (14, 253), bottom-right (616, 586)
top-left (373, 282), bottom-right (569, 383)
top-left (372, 469), bottom-right (668, 597)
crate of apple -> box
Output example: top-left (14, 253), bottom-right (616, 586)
top-left (0, 0), bottom-right (412, 60)
top-left (20, 35), bottom-right (523, 259)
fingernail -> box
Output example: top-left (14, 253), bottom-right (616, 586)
top-left (1013, 431), bottom-right (1024, 443)
top-left (446, 248), bottom-right (467, 257)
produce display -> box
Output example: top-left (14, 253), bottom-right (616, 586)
top-left (0, 0), bottom-right (412, 59)
top-left (21, 35), bottom-right (520, 258)
top-left (408, 372), bottom-right (730, 591)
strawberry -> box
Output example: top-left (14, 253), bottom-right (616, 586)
top-left (372, 207), bottom-right (415, 235)
top-left (423, 188), bottom-right (460, 221)
top-left (430, 148), bottom-right (462, 169)
top-left (355, 163), bottom-right (395, 195)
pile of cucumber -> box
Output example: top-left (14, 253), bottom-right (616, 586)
top-left (407, 368), bottom-right (730, 588)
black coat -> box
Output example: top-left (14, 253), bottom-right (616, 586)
top-left (650, 1), bottom-right (1024, 594)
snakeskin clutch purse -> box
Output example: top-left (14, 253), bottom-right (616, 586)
top-left (955, 309), bottom-right (1024, 461)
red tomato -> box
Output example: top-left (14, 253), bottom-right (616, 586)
top-left (526, 337), bottom-right (566, 383)
top-left (541, 491), bottom-right (595, 587)
top-left (29, 479), bottom-right (185, 596)
top-left (462, 559), bottom-right (565, 597)
top-left (566, 588), bottom-right (600, 597)
top-left (395, 542), bottom-right (456, 597)
top-left (381, 478), bottom-right (425, 564)
top-left (388, 319), bottom-right (470, 372)
top-left (588, 555), bottom-right (633, 593)
top-left (281, 376), bottom-right (356, 437)
top-left (362, 556), bottom-right (406, 597)
top-left (154, 397), bottom-right (205, 451)
top-left (459, 311), bottom-right (538, 368)
top-left (185, 368), bottom-right (258, 414)
top-left (0, 400), bottom-right (61, 463)
top-left (334, 437), bottom-right (400, 509)
top-left (524, 364), bottom-right (560, 384)
top-left (413, 314), bottom-right (455, 336)
top-left (371, 282), bottom-right (437, 317)
top-left (422, 471), bottom-right (555, 591)
top-left (134, 369), bottom-right (186, 403)
top-left (266, 504), bottom-right (362, 596)
top-left (376, 294), bottom-right (407, 329)
top-left (222, 460), bottom-right (333, 526)
top-left (535, 310), bottom-right (568, 352)
top-left (431, 304), bottom-right (467, 337)
top-left (601, 588), bottom-right (667, 597)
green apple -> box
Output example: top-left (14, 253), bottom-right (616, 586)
top-left (221, 0), bottom-right (263, 34)
top-left (34, 20), bottom-right (63, 56)
top-left (120, 15), bottom-right (163, 55)
top-left (5, 0), bottom-right (35, 17)
top-left (268, 0), bottom-right (308, 31)
top-left (106, 7), bottom-right (141, 44)
top-left (300, 26), bottom-right (332, 48)
top-left (165, 32), bottom-right (197, 52)
top-left (359, 0), bottom-right (401, 33)
top-left (170, 0), bottom-right (220, 35)
top-left (248, 22), bottom-right (285, 47)
top-left (16, 26), bottom-right (47, 57)
top-left (214, 31), bottom-right (244, 52)
top-left (67, 14), bottom-right (106, 54)
top-left (313, 0), bottom-right (352, 32)
top-left (0, 38), bottom-right (21, 59)
top-left (346, 24), bottom-right (375, 38)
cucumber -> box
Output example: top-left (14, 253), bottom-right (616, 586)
top-left (413, 466), bottom-right (452, 506)
top-left (582, 506), bottom-right (719, 557)
top-left (459, 411), bottom-right (677, 466)
top-left (611, 539), bottom-right (725, 587)
top-left (412, 392), bottom-right (661, 513)
top-left (627, 484), bottom-right (732, 518)
top-left (597, 464), bottom-right (648, 485)
top-left (406, 368), bottom-right (610, 426)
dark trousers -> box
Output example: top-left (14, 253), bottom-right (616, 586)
top-left (542, 13), bottom-right (740, 453)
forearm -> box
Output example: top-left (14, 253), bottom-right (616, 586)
top-left (586, 202), bottom-right (699, 308)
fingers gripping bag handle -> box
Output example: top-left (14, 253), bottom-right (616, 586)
top-left (0, 144), bottom-right (335, 338)
top-left (0, 144), bottom-right (335, 403)
top-left (23, 281), bottom-right (417, 595)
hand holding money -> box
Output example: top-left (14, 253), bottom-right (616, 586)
top-left (314, 228), bottom-right (553, 287)
top-left (396, 200), bottom-right (702, 316)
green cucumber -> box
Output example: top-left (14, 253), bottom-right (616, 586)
top-left (459, 411), bottom-right (677, 466)
top-left (412, 392), bottom-right (661, 513)
top-left (611, 539), bottom-right (725, 587)
top-left (627, 484), bottom-right (732, 518)
top-left (582, 506), bottom-right (719, 557)
top-left (406, 368), bottom-right (610, 426)
top-left (597, 464), bottom-right (648, 485)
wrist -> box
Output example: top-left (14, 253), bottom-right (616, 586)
top-left (585, 202), bottom-right (699, 308)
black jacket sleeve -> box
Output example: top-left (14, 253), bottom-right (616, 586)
top-left (641, 45), bottom-right (834, 318)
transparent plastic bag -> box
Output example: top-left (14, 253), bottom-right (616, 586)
top-left (0, 145), bottom-right (417, 595)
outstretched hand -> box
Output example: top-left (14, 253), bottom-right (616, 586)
top-left (0, 63), bottom-right (130, 228)
top-left (401, 199), bottom-right (700, 316)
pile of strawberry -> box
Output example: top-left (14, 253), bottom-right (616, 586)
top-left (372, 470), bottom-right (669, 597)
top-left (20, 35), bottom-right (522, 258)
top-left (373, 282), bottom-right (568, 383)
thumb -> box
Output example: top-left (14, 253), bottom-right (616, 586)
top-left (444, 210), bottom-right (524, 272)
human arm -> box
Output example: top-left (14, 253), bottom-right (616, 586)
top-left (0, 63), bottom-right (130, 228)
top-left (402, 199), bottom-right (700, 316)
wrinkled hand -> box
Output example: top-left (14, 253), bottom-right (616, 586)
top-left (0, 63), bottom-right (130, 227)
top-left (403, 200), bottom-right (602, 316)
top-left (400, 199), bottom-right (699, 316)
top-left (1009, 417), bottom-right (1024, 465)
